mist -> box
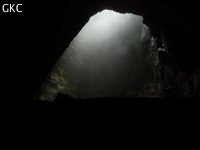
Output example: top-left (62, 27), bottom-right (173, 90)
top-left (35, 9), bottom-right (144, 100)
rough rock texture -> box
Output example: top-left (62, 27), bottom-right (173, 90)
top-left (136, 25), bottom-right (200, 98)
top-left (128, 25), bottom-right (162, 97)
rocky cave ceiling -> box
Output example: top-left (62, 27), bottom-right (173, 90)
top-left (6, 0), bottom-right (199, 99)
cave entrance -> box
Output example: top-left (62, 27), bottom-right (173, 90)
top-left (35, 9), bottom-right (146, 101)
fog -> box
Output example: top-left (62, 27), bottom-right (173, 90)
top-left (35, 9), bottom-right (144, 100)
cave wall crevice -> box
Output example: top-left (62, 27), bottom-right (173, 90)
top-left (137, 23), bottom-right (200, 98)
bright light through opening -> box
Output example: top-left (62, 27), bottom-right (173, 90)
top-left (35, 9), bottom-right (144, 101)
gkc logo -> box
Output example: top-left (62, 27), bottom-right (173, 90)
top-left (2, 4), bottom-right (23, 12)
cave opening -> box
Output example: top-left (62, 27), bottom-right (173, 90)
top-left (34, 9), bottom-right (155, 101)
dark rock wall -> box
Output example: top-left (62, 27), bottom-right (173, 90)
top-left (132, 25), bottom-right (162, 97)
top-left (138, 25), bottom-right (200, 98)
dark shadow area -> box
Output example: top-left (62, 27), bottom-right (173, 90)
top-left (5, 94), bottom-right (199, 149)
top-left (3, 1), bottom-right (200, 149)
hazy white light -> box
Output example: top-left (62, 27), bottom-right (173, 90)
top-left (35, 9), bottom-right (144, 101)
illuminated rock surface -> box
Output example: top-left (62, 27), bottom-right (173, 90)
top-left (35, 10), bottom-right (146, 100)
